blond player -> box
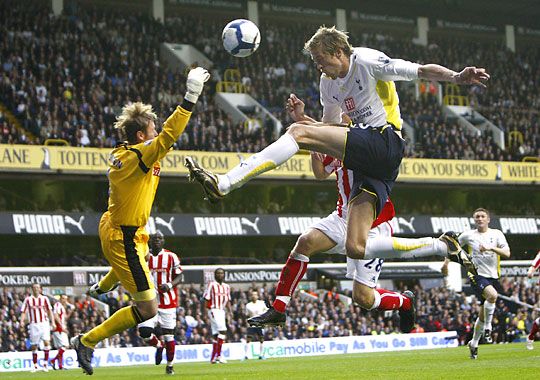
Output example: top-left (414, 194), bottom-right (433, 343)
top-left (186, 26), bottom-right (486, 277)
top-left (71, 67), bottom-right (210, 375)
top-left (20, 283), bottom-right (59, 373)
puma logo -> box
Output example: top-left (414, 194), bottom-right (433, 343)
top-left (241, 217), bottom-right (260, 234)
top-left (155, 216), bottom-right (175, 234)
top-left (64, 215), bottom-right (85, 234)
top-left (398, 217), bottom-right (416, 233)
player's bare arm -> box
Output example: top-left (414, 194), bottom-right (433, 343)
top-left (53, 313), bottom-right (62, 329)
top-left (159, 273), bottom-right (183, 293)
top-left (418, 64), bottom-right (490, 88)
top-left (287, 93), bottom-right (317, 123)
top-left (20, 311), bottom-right (26, 328)
top-left (310, 152), bottom-right (331, 180)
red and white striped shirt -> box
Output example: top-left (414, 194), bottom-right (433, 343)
top-left (203, 281), bottom-right (230, 310)
top-left (323, 156), bottom-right (352, 219)
top-left (323, 155), bottom-right (395, 225)
top-left (53, 302), bottom-right (66, 331)
top-left (531, 251), bottom-right (540, 271)
top-left (21, 295), bottom-right (52, 324)
top-left (148, 249), bottom-right (182, 309)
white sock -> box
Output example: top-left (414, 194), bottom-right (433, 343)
top-left (259, 341), bottom-right (264, 357)
top-left (471, 318), bottom-right (484, 347)
top-left (244, 342), bottom-right (249, 357)
top-left (290, 251), bottom-right (310, 262)
top-left (217, 133), bottom-right (299, 194)
top-left (363, 237), bottom-right (447, 259)
top-left (275, 295), bottom-right (291, 305)
top-left (484, 301), bottom-right (496, 330)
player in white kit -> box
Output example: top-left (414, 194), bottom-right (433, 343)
top-left (203, 268), bottom-right (231, 364)
top-left (50, 294), bottom-right (72, 370)
top-left (526, 251), bottom-right (540, 350)
top-left (457, 208), bottom-right (511, 359)
top-left (186, 26), bottom-right (485, 275)
top-left (137, 232), bottom-right (183, 375)
top-left (244, 290), bottom-right (268, 360)
top-left (20, 283), bottom-right (59, 372)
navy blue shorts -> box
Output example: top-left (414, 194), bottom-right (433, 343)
top-left (468, 274), bottom-right (502, 302)
top-left (343, 125), bottom-right (404, 215)
top-left (247, 327), bottom-right (264, 337)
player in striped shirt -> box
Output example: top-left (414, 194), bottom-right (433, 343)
top-left (248, 97), bottom-right (475, 332)
top-left (20, 283), bottom-right (59, 373)
top-left (50, 294), bottom-right (72, 370)
top-left (138, 231), bottom-right (183, 375)
top-left (526, 250), bottom-right (540, 350)
top-left (203, 268), bottom-right (231, 364)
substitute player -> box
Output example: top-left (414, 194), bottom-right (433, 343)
top-left (244, 290), bottom-right (268, 360)
top-left (526, 250), bottom-right (540, 350)
top-left (457, 208), bottom-right (511, 359)
top-left (204, 268), bottom-right (231, 364)
top-left (138, 231), bottom-right (183, 375)
top-left (71, 67), bottom-right (210, 375)
top-left (186, 25), bottom-right (483, 274)
top-left (20, 283), bottom-right (58, 373)
top-left (50, 294), bottom-right (72, 370)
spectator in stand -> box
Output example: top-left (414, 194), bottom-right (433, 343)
top-left (1, 0), bottom-right (538, 160)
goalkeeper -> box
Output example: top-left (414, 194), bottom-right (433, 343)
top-left (72, 67), bottom-right (210, 376)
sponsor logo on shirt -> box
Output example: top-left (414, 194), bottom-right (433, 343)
top-left (344, 97), bottom-right (355, 111)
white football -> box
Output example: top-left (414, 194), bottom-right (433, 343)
top-left (222, 19), bottom-right (261, 58)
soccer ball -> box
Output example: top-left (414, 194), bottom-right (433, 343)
top-left (222, 19), bottom-right (261, 58)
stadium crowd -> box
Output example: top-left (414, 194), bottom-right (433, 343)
top-left (1, 276), bottom-right (538, 352)
top-left (1, 1), bottom-right (538, 161)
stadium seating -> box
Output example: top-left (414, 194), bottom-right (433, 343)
top-left (1, 1), bottom-right (538, 160)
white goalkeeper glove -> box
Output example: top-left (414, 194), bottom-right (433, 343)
top-left (184, 67), bottom-right (210, 103)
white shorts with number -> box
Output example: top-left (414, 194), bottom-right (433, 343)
top-left (310, 211), bottom-right (393, 288)
top-left (208, 309), bottom-right (227, 335)
top-left (52, 331), bottom-right (68, 348)
top-left (29, 322), bottom-right (51, 346)
top-left (138, 308), bottom-right (177, 330)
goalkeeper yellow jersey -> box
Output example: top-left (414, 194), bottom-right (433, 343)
top-left (106, 105), bottom-right (192, 227)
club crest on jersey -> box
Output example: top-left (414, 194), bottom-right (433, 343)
top-left (344, 97), bottom-right (356, 111)
top-left (153, 165), bottom-right (161, 176)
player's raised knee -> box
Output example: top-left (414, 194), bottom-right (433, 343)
top-left (137, 300), bottom-right (158, 321)
top-left (286, 123), bottom-right (309, 143)
top-left (346, 242), bottom-right (366, 260)
top-left (294, 233), bottom-right (317, 255)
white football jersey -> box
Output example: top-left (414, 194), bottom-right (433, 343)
top-left (245, 300), bottom-right (268, 318)
top-left (459, 228), bottom-right (509, 279)
top-left (320, 47), bottom-right (419, 128)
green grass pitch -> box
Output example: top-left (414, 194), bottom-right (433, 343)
top-left (3, 343), bottom-right (539, 379)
